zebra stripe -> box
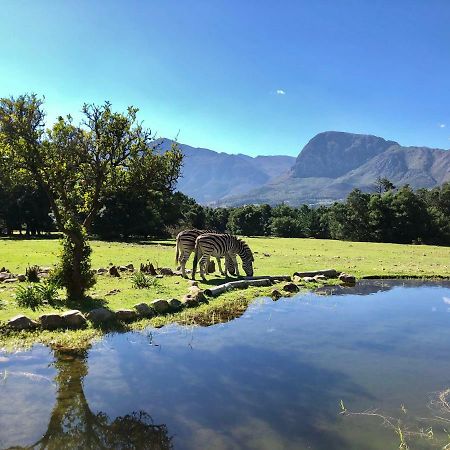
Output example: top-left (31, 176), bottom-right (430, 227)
top-left (175, 229), bottom-right (235, 278)
top-left (192, 233), bottom-right (254, 280)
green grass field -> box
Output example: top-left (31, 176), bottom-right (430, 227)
top-left (1, 236), bottom-right (449, 349)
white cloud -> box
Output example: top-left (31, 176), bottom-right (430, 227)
top-left (439, 123), bottom-right (446, 128)
top-left (276, 89), bottom-right (286, 95)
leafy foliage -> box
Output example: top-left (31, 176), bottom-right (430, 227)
top-left (131, 272), bottom-right (158, 289)
top-left (15, 282), bottom-right (61, 310)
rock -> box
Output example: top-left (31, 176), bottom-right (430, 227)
top-left (207, 260), bottom-right (216, 273)
top-left (126, 263), bottom-right (134, 271)
top-left (0, 267), bottom-right (6, 272)
top-left (134, 303), bottom-right (155, 318)
top-left (303, 276), bottom-right (317, 283)
top-left (314, 274), bottom-right (327, 281)
top-left (115, 309), bottom-right (138, 322)
top-left (150, 299), bottom-right (171, 314)
top-left (263, 253), bottom-right (271, 257)
top-left (62, 310), bottom-right (87, 328)
top-left (39, 313), bottom-right (65, 330)
top-left (17, 274), bottom-right (26, 282)
top-left (105, 289), bottom-right (120, 296)
top-left (188, 286), bottom-right (206, 303)
top-left (294, 269), bottom-right (339, 279)
top-left (271, 289), bottom-right (283, 300)
top-left (158, 267), bottom-right (174, 276)
top-left (339, 273), bottom-right (356, 284)
top-left (109, 266), bottom-right (120, 277)
top-left (4, 278), bottom-right (18, 283)
top-left (0, 272), bottom-right (10, 282)
top-left (87, 307), bottom-right (115, 324)
top-left (118, 266), bottom-right (128, 272)
top-left (181, 296), bottom-right (199, 308)
top-left (189, 280), bottom-right (199, 287)
top-left (169, 298), bottom-right (182, 311)
top-left (8, 315), bottom-right (38, 330)
top-left (283, 282), bottom-right (300, 293)
top-left (155, 274), bottom-right (164, 279)
top-left (97, 267), bottom-right (108, 274)
top-left (293, 275), bottom-right (302, 283)
top-left (40, 267), bottom-right (51, 273)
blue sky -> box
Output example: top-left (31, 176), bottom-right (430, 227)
top-left (1, 0), bottom-right (449, 156)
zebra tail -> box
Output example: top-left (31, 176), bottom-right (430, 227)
top-left (175, 237), bottom-right (180, 264)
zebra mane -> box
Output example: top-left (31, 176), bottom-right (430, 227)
top-left (235, 236), bottom-right (254, 260)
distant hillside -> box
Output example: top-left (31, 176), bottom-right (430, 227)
top-left (156, 139), bottom-right (295, 204)
top-left (219, 131), bottom-right (450, 206)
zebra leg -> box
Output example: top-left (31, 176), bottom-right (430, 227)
top-left (199, 255), bottom-right (209, 280)
top-left (217, 257), bottom-right (225, 275)
top-left (231, 254), bottom-right (240, 277)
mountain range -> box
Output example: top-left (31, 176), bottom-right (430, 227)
top-left (158, 132), bottom-right (450, 206)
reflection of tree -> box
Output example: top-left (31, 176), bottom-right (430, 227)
top-left (11, 349), bottom-right (172, 450)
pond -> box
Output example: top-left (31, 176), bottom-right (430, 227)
top-left (1, 280), bottom-right (450, 449)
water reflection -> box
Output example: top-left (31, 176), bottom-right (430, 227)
top-left (4, 349), bottom-right (171, 450)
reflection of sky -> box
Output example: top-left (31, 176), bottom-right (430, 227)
top-left (1, 282), bottom-right (450, 449)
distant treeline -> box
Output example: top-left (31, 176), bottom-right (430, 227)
top-left (1, 181), bottom-right (449, 246)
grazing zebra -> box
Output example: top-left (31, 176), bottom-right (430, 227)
top-left (175, 229), bottom-right (235, 278)
top-left (192, 233), bottom-right (254, 280)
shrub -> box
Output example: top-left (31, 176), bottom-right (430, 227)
top-left (26, 265), bottom-right (40, 282)
top-left (15, 282), bottom-right (61, 310)
top-left (131, 272), bottom-right (158, 289)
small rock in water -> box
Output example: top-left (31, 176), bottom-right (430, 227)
top-left (339, 273), bottom-right (356, 284)
top-left (271, 289), bottom-right (283, 300)
top-left (283, 282), bottom-right (299, 293)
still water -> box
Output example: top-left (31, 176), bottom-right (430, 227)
top-left (1, 280), bottom-right (450, 449)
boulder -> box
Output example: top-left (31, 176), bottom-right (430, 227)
top-left (283, 282), bottom-right (300, 293)
top-left (115, 309), bottom-right (138, 322)
top-left (134, 303), bottom-right (155, 318)
top-left (118, 266), bottom-right (128, 272)
top-left (158, 267), bottom-right (174, 276)
top-left (109, 266), bottom-right (120, 277)
top-left (271, 289), bottom-right (283, 300)
top-left (181, 296), bottom-right (199, 308)
top-left (97, 268), bottom-right (108, 274)
top-left (0, 272), bottom-right (10, 282)
top-left (126, 263), bottom-right (134, 271)
top-left (303, 276), bottom-right (317, 283)
top-left (314, 274), bottom-right (327, 281)
top-left (150, 299), bottom-right (171, 314)
top-left (293, 269), bottom-right (339, 279)
top-left (17, 274), bottom-right (26, 282)
top-left (339, 273), bottom-right (356, 284)
top-left (169, 298), bottom-right (182, 311)
top-left (155, 274), bottom-right (164, 279)
top-left (87, 307), bottom-right (115, 324)
top-left (4, 278), bottom-right (18, 283)
top-left (62, 310), bottom-right (87, 328)
top-left (188, 286), bottom-right (206, 303)
top-left (189, 280), bottom-right (199, 287)
top-left (8, 315), bottom-right (38, 331)
top-left (40, 267), bottom-right (51, 273)
top-left (39, 313), bottom-right (65, 330)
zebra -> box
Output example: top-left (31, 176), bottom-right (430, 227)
top-left (192, 233), bottom-right (254, 280)
top-left (175, 229), bottom-right (235, 278)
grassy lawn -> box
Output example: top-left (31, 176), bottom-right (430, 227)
top-left (0, 236), bottom-right (449, 350)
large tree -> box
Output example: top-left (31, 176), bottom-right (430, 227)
top-left (0, 94), bottom-right (182, 299)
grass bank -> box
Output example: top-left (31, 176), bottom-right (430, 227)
top-left (1, 237), bottom-right (449, 350)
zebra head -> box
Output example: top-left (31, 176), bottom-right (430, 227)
top-left (237, 239), bottom-right (254, 276)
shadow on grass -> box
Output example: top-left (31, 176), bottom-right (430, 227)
top-left (65, 296), bottom-right (108, 314)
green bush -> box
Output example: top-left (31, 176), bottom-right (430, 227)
top-left (131, 272), bottom-right (158, 289)
top-left (26, 265), bottom-right (40, 282)
top-left (15, 282), bottom-right (61, 310)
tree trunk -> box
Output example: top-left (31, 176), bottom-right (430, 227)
top-left (66, 228), bottom-right (88, 300)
